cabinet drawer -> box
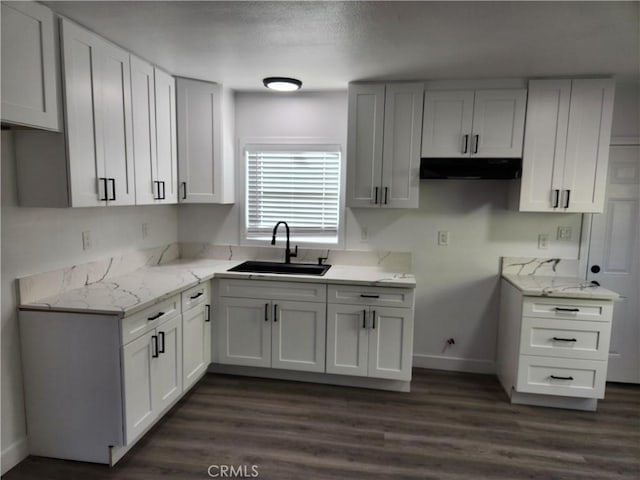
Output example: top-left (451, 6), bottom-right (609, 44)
top-left (520, 317), bottom-right (611, 361)
top-left (516, 355), bottom-right (606, 399)
top-left (181, 283), bottom-right (210, 312)
top-left (121, 295), bottom-right (180, 345)
top-left (522, 297), bottom-right (612, 322)
top-left (218, 279), bottom-right (326, 302)
top-left (328, 284), bottom-right (414, 308)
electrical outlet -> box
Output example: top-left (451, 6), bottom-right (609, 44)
top-left (557, 226), bottom-right (572, 241)
top-left (538, 233), bottom-right (549, 249)
top-left (82, 230), bottom-right (92, 251)
top-left (142, 222), bottom-right (149, 239)
top-left (360, 226), bottom-right (368, 242)
top-left (438, 230), bottom-right (450, 246)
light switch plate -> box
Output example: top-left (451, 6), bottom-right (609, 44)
top-left (438, 230), bottom-right (450, 246)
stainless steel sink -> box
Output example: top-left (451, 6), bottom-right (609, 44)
top-left (227, 260), bottom-right (331, 276)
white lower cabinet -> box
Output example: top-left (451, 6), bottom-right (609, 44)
top-left (181, 283), bottom-right (212, 390)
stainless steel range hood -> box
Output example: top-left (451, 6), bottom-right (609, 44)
top-left (419, 157), bottom-right (522, 179)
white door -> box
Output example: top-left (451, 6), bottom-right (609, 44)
top-left (562, 79), bottom-right (615, 213)
top-left (421, 90), bottom-right (474, 158)
top-left (271, 301), bottom-right (326, 373)
top-left (154, 68), bottom-right (178, 203)
top-left (518, 80), bottom-right (571, 212)
top-left (1, 1), bottom-right (60, 131)
top-left (346, 83), bottom-right (385, 207)
top-left (99, 41), bottom-right (135, 206)
top-left (326, 304), bottom-right (369, 377)
top-left (471, 89), bottom-right (527, 158)
top-left (153, 314), bottom-right (182, 413)
top-left (61, 19), bottom-right (104, 207)
top-left (367, 307), bottom-right (413, 381)
top-left (130, 55), bottom-right (158, 204)
top-left (122, 330), bottom-right (155, 445)
top-left (587, 145), bottom-right (640, 383)
top-left (182, 304), bottom-right (209, 390)
top-left (381, 83), bottom-right (423, 208)
top-left (218, 298), bottom-right (271, 367)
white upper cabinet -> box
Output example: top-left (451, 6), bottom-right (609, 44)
top-left (421, 89), bottom-right (527, 158)
top-left (347, 82), bottom-right (423, 208)
top-left (1, 1), bottom-right (61, 131)
top-left (176, 77), bottom-right (235, 204)
top-left (514, 78), bottom-right (615, 213)
top-left (131, 56), bottom-right (177, 204)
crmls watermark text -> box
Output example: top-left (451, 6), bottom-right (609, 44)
top-left (207, 464), bottom-right (259, 478)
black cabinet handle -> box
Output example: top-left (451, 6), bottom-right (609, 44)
top-left (552, 189), bottom-right (560, 208)
top-left (273, 304), bottom-right (278, 322)
top-left (147, 311), bottom-right (165, 321)
top-left (552, 337), bottom-right (577, 342)
top-left (181, 181), bottom-right (187, 200)
top-left (564, 190), bottom-right (571, 208)
top-left (264, 303), bottom-right (269, 322)
top-left (205, 304), bottom-right (211, 322)
top-left (108, 178), bottom-right (116, 201)
top-left (190, 292), bottom-right (204, 300)
top-left (158, 331), bottom-right (165, 354)
top-left (362, 309), bottom-right (367, 329)
top-left (462, 134), bottom-right (469, 154)
top-left (384, 187), bottom-right (388, 205)
top-left (99, 177), bottom-right (108, 201)
top-left (550, 375), bottom-right (574, 381)
top-left (374, 186), bottom-right (379, 204)
top-left (554, 307), bottom-right (580, 313)
top-left (151, 335), bottom-right (159, 358)
top-left (372, 310), bottom-right (376, 329)
top-left (473, 134), bottom-right (479, 154)
top-left (360, 294), bottom-right (380, 299)
top-left (160, 181), bottom-right (166, 200)
top-left (153, 180), bottom-right (160, 200)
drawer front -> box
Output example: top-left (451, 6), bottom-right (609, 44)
top-left (522, 297), bottom-right (612, 322)
top-left (218, 279), bottom-right (326, 302)
top-left (181, 282), bottom-right (210, 313)
top-left (121, 295), bottom-right (180, 345)
top-left (328, 284), bottom-right (414, 308)
top-left (520, 317), bottom-right (611, 361)
top-left (516, 355), bottom-right (606, 399)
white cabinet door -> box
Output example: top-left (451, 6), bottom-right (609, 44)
top-left (1, 1), bottom-right (60, 130)
top-left (131, 55), bottom-right (158, 205)
top-left (122, 330), bottom-right (155, 445)
top-left (517, 80), bottom-right (571, 212)
top-left (182, 304), bottom-right (211, 390)
top-left (153, 314), bottom-right (182, 413)
top-left (346, 84), bottom-right (385, 207)
top-left (421, 90), bottom-right (474, 158)
top-left (271, 301), bottom-right (326, 373)
top-left (367, 307), bottom-right (413, 381)
top-left (472, 89), bottom-right (527, 158)
top-left (381, 83), bottom-right (423, 208)
top-left (218, 298), bottom-right (271, 368)
top-left (154, 68), bottom-right (178, 203)
top-left (562, 79), bottom-right (615, 213)
top-left (326, 304), bottom-right (369, 377)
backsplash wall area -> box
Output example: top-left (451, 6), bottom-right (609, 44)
top-left (1, 131), bottom-right (179, 471)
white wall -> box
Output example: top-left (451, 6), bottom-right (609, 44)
top-left (0, 131), bottom-right (179, 473)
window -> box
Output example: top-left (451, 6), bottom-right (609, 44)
top-left (245, 146), bottom-right (341, 244)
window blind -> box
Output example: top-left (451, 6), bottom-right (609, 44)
top-left (246, 150), bottom-right (341, 240)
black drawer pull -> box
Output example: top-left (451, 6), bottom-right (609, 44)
top-left (360, 294), bottom-right (380, 299)
top-left (264, 303), bottom-right (269, 322)
top-left (151, 335), bottom-right (159, 358)
top-left (362, 309), bottom-right (367, 329)
top-left (205, 304), bottom-right (211, 322)
top-left (158, 331), bottom-right (165, 354)
top-left (552, 337), bottom-right (577, 342)
top-left (147, 311), bottom-right (165, 321)
top-left (190, 292), bottom-right (204, 300)
top-left (372, 310), bottom-right (376, 329)
top-left (554, 307), bottom-right (580, 313)
top-left (550, 375), bottom-right (574, 381)
top-left (273, 304), bottom-right (278, 322)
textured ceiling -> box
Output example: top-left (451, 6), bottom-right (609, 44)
top-left (44, 1), bottom-right (640, 91)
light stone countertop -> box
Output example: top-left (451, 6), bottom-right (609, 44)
top-left (502, 274), bottom-right (620, 300)
top-left (19, 258), bottom-right (416, 317)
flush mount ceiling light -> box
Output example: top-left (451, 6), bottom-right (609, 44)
top-left (262, 77), bottom-right (302, 92)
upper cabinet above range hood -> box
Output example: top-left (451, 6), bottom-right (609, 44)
top-left (420, 157), bottom-right (522, 179)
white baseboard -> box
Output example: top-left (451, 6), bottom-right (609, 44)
top-left (412, 354), bottom-right (496, 375)
top-left (1, 436), bottom-right (28, 475)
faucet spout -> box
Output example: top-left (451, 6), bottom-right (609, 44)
top-left (271, 221), bottom-right (298, 264)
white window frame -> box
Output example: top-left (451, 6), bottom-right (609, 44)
top-left (238, 137), bottom-right (346, 249)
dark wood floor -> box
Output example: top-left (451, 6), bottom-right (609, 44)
top-left (4, 369), bottom-right (639, 480)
